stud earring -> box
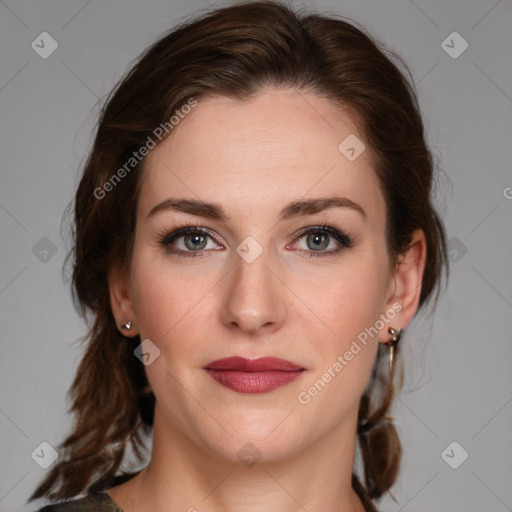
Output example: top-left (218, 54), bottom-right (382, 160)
top-left (121, 321), bottom-right (132, 331)
top-left (386, 327), bottom-right (402, 346)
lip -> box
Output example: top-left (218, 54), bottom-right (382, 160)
top-left (205, 356), bottom-right (304, 372)
top-left (204, 356), bottom-right (305, 393)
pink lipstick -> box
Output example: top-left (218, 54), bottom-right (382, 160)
top-left (204, 356), bottom-right (305, 393)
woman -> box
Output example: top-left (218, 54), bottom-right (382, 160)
top-left (30, 1), bottom-right (448, 511)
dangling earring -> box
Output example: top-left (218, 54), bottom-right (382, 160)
top-left (121, 321), bottom-right (132, 331)
top-left (385, 327), bottom-right (402, 376)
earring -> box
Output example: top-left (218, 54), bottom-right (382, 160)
top-left (121, 321), bottom-right (132, 331)
top-left (385, 327), bottom-right (402, 375)
top-left (387, 327), bottom-right (402, 345)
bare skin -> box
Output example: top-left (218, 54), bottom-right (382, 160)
top-left (107, 87), bottom-right (426, 512)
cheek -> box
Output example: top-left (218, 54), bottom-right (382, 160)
top-left (129, 258), bottom-right (208, 406)
top-left (289, 277), bottom-right (386, 435)
top-left (294, 256), bottom-right (389, 345)
top-left (131, 265), bottom-right (177, 341)
top-left (129, 249), bottom-right (219, 361)
top-left (292, 253), bottom-right (390, 396)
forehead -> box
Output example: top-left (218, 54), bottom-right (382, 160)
top-left (139, 88), bottom-right (384, 224)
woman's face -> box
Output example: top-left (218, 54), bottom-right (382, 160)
top-left (115, 88), bottom-right (410, 462)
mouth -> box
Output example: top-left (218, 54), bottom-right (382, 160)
top-left (204, 356), bottom-right (306, 394)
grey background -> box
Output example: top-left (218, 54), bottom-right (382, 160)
top-left (1, 1), bottom-right (511, 511)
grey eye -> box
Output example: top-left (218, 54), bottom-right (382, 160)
top-left (305, 232), bottom-right (331, 251)
top-left (184, 233), bottom-right (208, 250)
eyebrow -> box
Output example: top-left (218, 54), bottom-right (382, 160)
top-left (147, 196), bottom-right (367, 222)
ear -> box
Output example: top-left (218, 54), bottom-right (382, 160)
top-left (108, 263), bottom-right (138, 337)
top-left (379, 229), bottom-right (427, 343)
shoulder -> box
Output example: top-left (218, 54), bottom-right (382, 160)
top-left (36, 492), bottom-right (122, 512)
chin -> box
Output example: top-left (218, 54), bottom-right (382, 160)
top-left (206, 434), bottom-right (300, 467)
top-left (203, 414), bottom-right (308, 462)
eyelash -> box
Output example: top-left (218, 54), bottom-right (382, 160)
top-left (156, 222), bottom-right (354, 259)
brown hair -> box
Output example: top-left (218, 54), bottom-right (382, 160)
top-left (30, 1), bottom-right (448, 508)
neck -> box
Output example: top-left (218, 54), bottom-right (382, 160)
top-left (108, 405), bottom-right (367, 512)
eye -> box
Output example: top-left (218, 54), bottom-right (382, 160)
top-left (157, 223), bottom-right (353, 259)
top-left (302, 232), bottom-right (332, 251)
top-left (291, 225), bottom-right (353, 258)
top-left (158, 224), bottom-right (223, 257)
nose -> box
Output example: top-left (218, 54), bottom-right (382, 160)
top-left (220, 247), bottom-right (286, 335)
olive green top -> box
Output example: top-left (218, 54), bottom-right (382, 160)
top-left (36, 491), bottom-right (122, 511)
top-left (36, 473), bottom-right (378, 511)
